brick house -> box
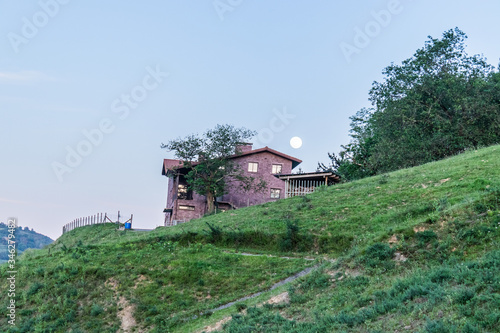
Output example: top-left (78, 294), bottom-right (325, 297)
top-left (161, 143), bottom-right (302, 225)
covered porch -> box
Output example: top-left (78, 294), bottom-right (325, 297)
top-left (275, 171), bottom-right (340, 198)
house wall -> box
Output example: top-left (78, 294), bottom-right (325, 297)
top-left (220, 152), bottom-right (292, 208)
top-left (164, 175), bottom-right (206, 224)
top-left (163, 150), bottom-right (296, 224)
top-left (174, 195), bottom-right (206, 221)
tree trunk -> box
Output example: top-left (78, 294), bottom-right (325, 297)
top-left (206, 191), bottom-right (215, 214)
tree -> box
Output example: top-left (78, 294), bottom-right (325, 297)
top-left (161, 124), bottom-right (266, 214)
top-left (322, 28), bottom-right (500, 179)
top-left (368, 28), bottom-right (498, 172)
top-left (318, 108), bottom-right (378, 181)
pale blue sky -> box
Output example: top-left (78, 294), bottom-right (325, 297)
top-left (1, 0), bottom-right (499, 240)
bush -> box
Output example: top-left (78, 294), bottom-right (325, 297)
top-left (318, 234), bottom-right (354, 254)
top-left (26, 282), bottom-right (44, 296)
top-left (415, 230), bottom-right (438, 244)
top-left (362, 243), bottom-right (395, 268)
top-left (204, 222), bottom-right (222, 243)
top-left (425, 319), bottom-right (455, 332)
top-left (458, 226), bottom-right (495, 245)
top-left (90, 304), bottom-right (104, 316)
top-left (235, 302), bottom-right (247, 312)
top-left (454, 288), bottom-right (475, 305)
top-left (280, 219), bottom-right (300, 252)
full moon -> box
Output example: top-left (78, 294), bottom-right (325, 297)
top-left (290, 136), bottom-right (303, 149)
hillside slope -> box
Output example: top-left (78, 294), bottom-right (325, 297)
top-left (1, 145), bottom-right (499, 332)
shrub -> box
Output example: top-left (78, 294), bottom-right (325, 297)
top-left (90, 304), bottom-right (104, 316)
top-left (235, 302), bottom-right (247, 312)
top-left (318, 234), bottom-right (354, 254)
top-left (378, 174), bottom-right (389, 184)
top-left (362, 243), bottom-right (395, 268)
top-left (280, 219), bottom-right (300, 252)
top-left (458, 226), bottom-right (495, 245)
top-left (298, 270), bottom-right (331, 291)
top-left (26, 282), bottom-right (44, 296)
top-left (415, 230), bottom-right (438, 244)
top-left (454, 288), bottom-right (475, 305)
top-left (204, 222), bottom-right (222, 243)
top-left (424, 319), bottom-right (455, 332)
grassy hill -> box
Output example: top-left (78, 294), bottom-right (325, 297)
top-left (1, 145), bottom-right (499, 332)
top-left (0, 224), bottom-right (53, 264)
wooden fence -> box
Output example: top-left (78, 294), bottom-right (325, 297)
top-left (62, 212), bottom-right (133, 234)
top-left (284, 179), bottom-right (325, 198)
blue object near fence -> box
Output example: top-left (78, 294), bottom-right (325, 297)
top-left (125, 222), bottom-right (131, 230)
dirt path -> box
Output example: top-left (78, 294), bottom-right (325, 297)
top-left (210, 264), bottom-right (316, 313)
top-left (200, 291), bottom-right (293, 332)
top-left (196, 253), bottom-right (320, 331)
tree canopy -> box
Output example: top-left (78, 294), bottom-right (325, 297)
top-left (320, 28), bottom-right (500, 180)
top-left (162, 124), bottom-right (265, 214)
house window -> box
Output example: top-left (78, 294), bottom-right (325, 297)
top-left (248, 162), bottom-right (258, 173)
top-left (178, 205), bottom-right (195, 211)
top-left (177, 184), bottom-right (193, 200)
top-left (271, 164), bottom-right (282, 174)
top-left (270, 188), bottom-right (281, 199)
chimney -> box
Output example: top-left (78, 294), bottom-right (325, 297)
top-left (235, 143), bottom-right (253, 154)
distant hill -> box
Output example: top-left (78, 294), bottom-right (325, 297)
top-left (0, 223), bottom-right (53, 263)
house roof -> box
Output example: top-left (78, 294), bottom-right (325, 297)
top-left (275, 171), bottom-right (341, 183)
top-left (162, 159), bottom-right (185, 176)
top-left (232, 146), bottom-right (302, 169)
top-left (162, 146), bottom-right (302, 175)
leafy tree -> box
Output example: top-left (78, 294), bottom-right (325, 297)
top-left (161, 124), bottom-right (266, 214)
top-left (318, 108), bottom-right (377, 180)
top-left (322, 28), bottom-right (500, 179)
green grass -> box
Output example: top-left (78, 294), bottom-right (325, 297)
top-left (1, 145), bottom-right (499, 332)
top-left (0, 229), bottom-right (310, 332)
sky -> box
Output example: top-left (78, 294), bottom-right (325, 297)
top-left (1, 0), bottom-right (500, 240)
